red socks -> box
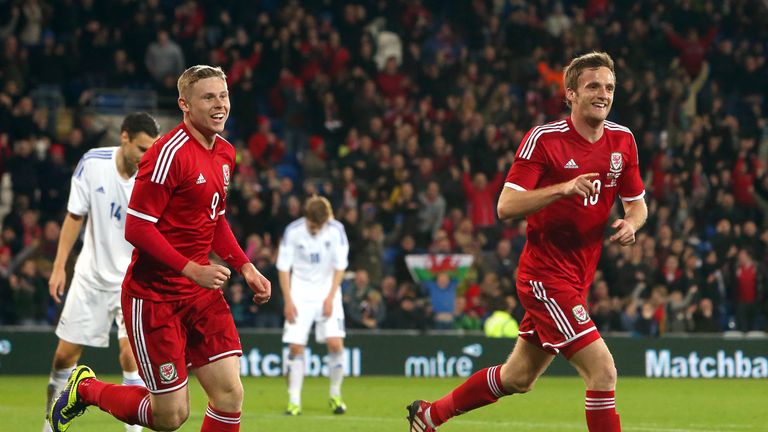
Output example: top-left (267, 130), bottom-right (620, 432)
top-left (585, 390), bottom-right (621, 431)
top-left (202, 404), bottom-right (240, 431)
top-left (78, 379), bottom-right (153, 428)
top-left (430, 365), bottom-right (509, 426)
top-left (421, 365), bottom-right (621, 432)
top-left (78, 379), bottom-right (242, 431)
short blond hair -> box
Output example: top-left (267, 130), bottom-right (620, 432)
top-left (177, 65), bottom-right (227, 98)
top-left (305, 196), bottom-right (333, 226)
top-left (563, 52), bottom-right (615, 107)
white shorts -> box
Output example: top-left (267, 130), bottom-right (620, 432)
top-left (55, 274), bottom-right (127, 348)
top-left (282, 295), bottom-right (346, 345)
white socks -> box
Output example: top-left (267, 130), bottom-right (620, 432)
top-left (287, 356), bottom-right (305, 406)
top-left (43, 366), bottom-right (75, 432)
top-left (286, 351), bottom-right (345, 405)
top-left (49, 367), bottom-right (72, 392)
top-left (328, 351), bottom-right (344, 398)
top-left (122, 370), bottom-right (145, 387)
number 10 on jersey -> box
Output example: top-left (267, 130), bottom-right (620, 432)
top-left (583, 179), bottom-right (601, 206)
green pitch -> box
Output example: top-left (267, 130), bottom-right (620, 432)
top-left (3, 375), bottom-right (766, 431)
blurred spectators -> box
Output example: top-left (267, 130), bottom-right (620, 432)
top-left (0, 0), bottom-right (766, 334)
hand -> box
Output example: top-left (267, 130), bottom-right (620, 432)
top-left (562, 173), bottom-right (599, 198)
top-left (322, 295), bottom-right (334, 318)
top-left (49, 266), bottom-right (67, 304)
top-left (461, 156), bottom-right (471, 172)
top-left (241, 262), bottom-right (272, 304)
top-left (182, 261), bottom-right (231, 289)
top-left (610, 219), bottom-right (636, 246)
top-left (284, 299), bottom-right (298, 324)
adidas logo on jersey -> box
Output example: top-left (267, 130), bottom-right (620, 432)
top-left (196, 173), bottom-right (206, 184)
top-left (96, 186), bottom-right (105, 193)
top-left (564, 159), bottom-right (579, 169)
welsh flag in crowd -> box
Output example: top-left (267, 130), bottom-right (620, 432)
top-left (405, 254), bottom-right (474, 282)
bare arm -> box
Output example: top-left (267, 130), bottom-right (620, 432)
top-left (609, 198), bottom-right (648, 246)
top-left (322, 269), bottom-right (346, 317)
top-left (49, 213), bottom-right (85, 303)
top-left (621, 198), bottom-right (648, 232)
top-left (279, 269), bottom-right (297, 323)
top-left (328, 269), bottom-right (345, 300)
top-left (497, 173), bottom-right (599, 220)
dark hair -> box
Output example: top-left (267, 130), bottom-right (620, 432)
top-left (121, 112), bottom-right (160, 140)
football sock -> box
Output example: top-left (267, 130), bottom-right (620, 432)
top-left (78, 379), bottom-right (153, 428)
top-left (46, 367), bottom-right (74, 412)
top-left (585, 390), bottom-right (621, 431)
top-left (287, 355), bottom-right (305, 406)
top-left (122, 370), bottom-right (145, 387)
top-left (43, 366), bottom-right (75, 432)
top-left (430, 365), bottom-right (510, 426)
top-left (328, 351), bottom-right (344, 398)
top-left (201, 404), bottom-right (240, 431)
top-left (122, 370), bottom-right (147, 430)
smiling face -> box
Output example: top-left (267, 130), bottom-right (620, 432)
top-left (567, 66), bottom-right (615, 124)
top-left (178, 75), bottom-right (230, 142)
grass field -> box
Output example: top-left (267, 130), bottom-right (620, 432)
top-left (3, 375), bottom-right (766, 431)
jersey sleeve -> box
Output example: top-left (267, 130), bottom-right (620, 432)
top-left (276, 229), bottom-right (295, 272)
top-left (618, 135), bottom-right (646, 201)
top-left (67, 158), bottom-right (91, 216)
top-left (505, 127), bottom-right (548, 191)
top-left (212, 215), bottom-right (249, 270)
top-left (332, 222), bottom-right (350, 271)
top-left (126, 144), bottom-right (182, 223)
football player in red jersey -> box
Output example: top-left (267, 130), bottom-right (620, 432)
top-left (407, 52), bottom-right (646, 432)
top-left (49, 65), bottom-right (271, 432)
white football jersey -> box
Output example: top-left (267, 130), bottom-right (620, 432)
top-left (68, 147), bottom-right (135, 290)
top-left (277, 217), bottom-right (349, 301)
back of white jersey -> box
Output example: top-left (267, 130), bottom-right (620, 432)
top-left (276, 217), bottom-right (349, 301)
top-left (68, 147), bottom-right (135, 290)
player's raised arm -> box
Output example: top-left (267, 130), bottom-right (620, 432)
top-left (497, 172), bottom-right (599, 220)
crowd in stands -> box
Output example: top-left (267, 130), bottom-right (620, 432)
top-left (0, 0), bottom-right (767, 336)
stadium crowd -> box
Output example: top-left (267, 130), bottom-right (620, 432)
top-left (0, 0), bottom-right (766, 336)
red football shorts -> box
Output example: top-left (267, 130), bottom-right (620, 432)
top-left (122, 288), bottom-right (242, 394)
top-left (516, 278), bottom-right (600, 359)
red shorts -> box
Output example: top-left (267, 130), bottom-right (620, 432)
top-left (122, 288), bottom-right (242, 394)
top-left (516, 278), bottom-right (600, 359)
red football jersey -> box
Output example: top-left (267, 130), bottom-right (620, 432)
top-left (124, 122), bottom-right (235, 300)
top-left (505, 118), bottom-right (645, 292)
